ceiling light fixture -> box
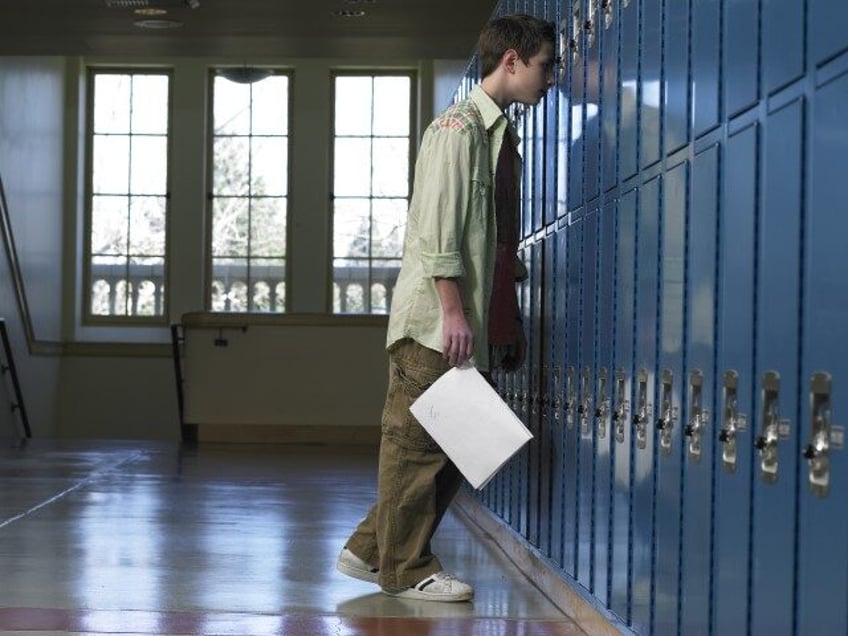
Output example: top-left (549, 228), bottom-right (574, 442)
top-left (133, 18), bottom-right (184, 29)
top-left (217, 68), bottom-right (274, 84)
top-left (134, 7), bottom-right (168, 16)
top-left (332, 9), bottom-right (366, 17)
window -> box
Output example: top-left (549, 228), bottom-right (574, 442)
top-left (209, 70), bottom-right (290, 313)
top-left (331, 72), bottom-right (413, 314)
top-left (86, 70), bottom-right (170, 320)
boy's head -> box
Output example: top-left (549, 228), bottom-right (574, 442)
top-left (477, 14), bottom-right (557, 79)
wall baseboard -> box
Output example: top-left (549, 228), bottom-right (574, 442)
top-left (453, 491), bottom-right (632, 636)
top-left (184, 423), bottom-right (381, 446)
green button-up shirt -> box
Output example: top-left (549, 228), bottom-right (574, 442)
top-left (386, 85), bottom-right (521, 372)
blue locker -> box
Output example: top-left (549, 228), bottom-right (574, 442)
top-left (540, 238), bottom-right (556, 558)
top-left (680, 144), bottom-right (719, 636)
top-left (545, 59), bottom-right (560, 226)
top-left (563, 218), bottom-right (582, 579)
top-left (556, 24), bottom-right (571, 219)
top-left (533, 103), bottom-right (546, 232)
top-left (640, 0), bottom-right (662, 169)
top-left (750, 97), bottom-right (804, 636)
top-left (551, 227), bottom-right (568, 569)
top-left (762, 0), bottom-right (803, 94)
top-left (664, 0), bottom-right (689, 153)
top-left (577, 211), bottom-right (597, 590)
top-left (724, 0), bottom-right (759, 116)
top-left (593, 200), bottom-right (615, 608)
top-left (619, 0), bottom-right (639, 180)
top-left (653, 161), bottom-right (686, 636)
top-left (610, 188), bottom-right (637, 622)
top-left (527, 241), bottom-right (544, 548)
top-left (713, 121), bottom-right (757, 636)
top-left (691, 0), bottom-right (720, 136)
top-left (630, 175), bottom-right (661, 636)
top-left (517, 247), bottom-right (534, 539)
top-left (583, 0), bottom-right (601, 201)
top-left (567, 0), bottom-right (586, 212)
top-left (600, 0), bottom-right (619, 192)
top-left (522, 110), bottom-right (536, 238)
top-left (809, 0), bottom-right (848, 68)
top-left (797, 64), bottom-right (848, 635)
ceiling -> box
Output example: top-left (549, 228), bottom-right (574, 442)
top-left (0, 0), bottom-right (499, 60)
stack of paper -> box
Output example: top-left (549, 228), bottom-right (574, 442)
top-left (409, 365), bottom-right (533, 489)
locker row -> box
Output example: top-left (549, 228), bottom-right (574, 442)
top-left (456, 0), bottom-right (848, 634)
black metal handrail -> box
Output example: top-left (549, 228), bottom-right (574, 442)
top-left (0, 318), bottom-right (30, 438)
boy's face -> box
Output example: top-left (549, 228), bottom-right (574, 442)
top-left (511, 41), bottom-right (556, 106)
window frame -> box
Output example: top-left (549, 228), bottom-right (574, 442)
top-left (204, 67), bottom-right (294, 314)
top-left (328, 69), bottom-right (417, 315)
top-left (83, 66), bottom-right (174, 326)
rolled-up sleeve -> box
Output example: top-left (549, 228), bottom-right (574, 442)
top-left (415, 126), bottom-right (473, 279)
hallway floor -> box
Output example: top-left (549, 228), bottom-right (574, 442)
top-left (0, 440), bottom-right (583, 635)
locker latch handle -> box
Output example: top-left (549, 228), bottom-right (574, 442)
top-left (578, 366), bottom-right (592, 437)
top-left (803, 372), bottom-right (843, 498)
top-left (755, 371), bottom-right (784, 484)
top-left (684, 370), bottom-right (707, 462)
top-left (595, 367), bottom-right (609, 439)
top-left (613, 368), bottom-right (629, 444)
top-left (565, 365), bottom-right (577, 430)
top-left (719, 370), bottom-right (747, 474)
top-left (633, 367), bottom-right (650, 449)
top-left (656, 369), bottom-right (675, 456)
top-left (552, 365), bottom-right (562, 422)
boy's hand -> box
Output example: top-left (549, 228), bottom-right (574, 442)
top-left (500, 326), bottom-right (526, 372)
top-left (442, 311), bottom-right (474, 367)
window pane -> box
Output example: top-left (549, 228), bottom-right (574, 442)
top-left (130, 136), bottom-right (168, 195)
top-left (131, 75), bottom-right (169, 134)
top-left (334, 199), bottom-right (370, 258)
top-left (212, 197), bottom-right (249, 256)
top-left (335, 76), bottom-right (373, 135)
top-left (94, 75), bottom-right (130, 134)
top-left (334, 138), bottom-right (372, 196)
top-left (250, 198), bottom-right (286, 257)
top-left (372, 198), bottom-right (407, 258)
top-left (214, 136), bottom-right (250, 196)
top-left (251, 137), bottom-right (287, 196)
top-left (129, 196), bottom-right (166, 256)
top-left (93, 135), bottom-right (129, 194)
top-left (214, 77), bottom-right (251, 135)
top-left (252, 76), bottom-right (288, 135)
top-left (91, 195), bottom-right (128, 255)
top-left (371, 138), bottom-right (409, 197)
top-left (373, 76), bottom-right (411, 135)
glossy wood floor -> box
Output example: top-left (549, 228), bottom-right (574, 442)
top-left (0, 439), bottom-right (584, 635)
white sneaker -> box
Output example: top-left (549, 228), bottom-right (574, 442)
top-left (384, 571), bottom-right (474, 602)
top-left (336, 547), bottom-right (379, 584)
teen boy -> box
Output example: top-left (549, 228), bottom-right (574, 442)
top-left (338, 14), bottom-right (557, 603)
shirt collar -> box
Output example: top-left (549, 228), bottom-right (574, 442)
top-left (470, 85), bottom-right (521, 146)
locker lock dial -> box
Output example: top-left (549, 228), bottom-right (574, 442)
top-left (656, 370), bottom-right (676, 456)
top-left (684, 370), bottom-right (708, 462)
top-left (613, 368), bottom-right (629, 444)
top-left (633, 368), bottom-right (650, 449)
top-left (803, 372), bottom-right (843, 498)
top-left (755, 371), bottom-right (787, 484)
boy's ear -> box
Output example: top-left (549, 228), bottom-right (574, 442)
top-left (502, 48), bottom-right (520, 73)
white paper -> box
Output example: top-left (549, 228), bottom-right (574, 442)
top-left (409, 365), bottom-right (533, 490)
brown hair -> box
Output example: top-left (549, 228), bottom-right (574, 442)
top-left (477, 14), bottom-right (556, 79)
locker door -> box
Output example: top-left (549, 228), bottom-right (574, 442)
top-left (540, 237), bottom-right (556, 559)
top-left (563, 218), bottom-right (582, 578)
top-left (533, 103), bottom-right (546, 233)
top-left (527, 241), bottom-right (544, 548)
top-left (522, 111), bottom-right (536, 238)
top-left (797, 65), bottom-right (848, 635)
top-left (654, 161), bottom-right (687, 636)
top-left (577, 212), bottom-right (597, 590)
top-left (583, 0), bottom-right (601, 201)
top-left (556, 17), bottom-right (571, 219)
top-left (619, 0), bottom-right (639, 180)
top-left (691, 0), bottom-right (720, 136)
top-left (640, 0), bottom-right (662, 168)
top-left (630, 175), bottom-right (661, 636)
top-left (664, 0), bottom-right (689, 154)
top-left (750, 96), bottom-right (804, 636)
top-left (762, 0), bottom-right (803, 94)
top-left (517, 247), bottom-right (534, 539)
top-left (713, 121), bottom-right (757, 636)
top-left (551, 225), bottom-right (568, 569)
top-left (544, 0), bottom-right (561, 227)
top-left (680, 144), bottom-right (719, 636)
top-left (609, 188), bottom-right (637, 622)
top-left (600, 0), bottom-right (619, 192)
top-left (809, 0), bottom-right (848, 69)
top-left (593, 199), bottom-right (616, 608)
top-left (568, 0), bottom-right (586, 212)
top-left (724, 0), bottom-right (758, 117)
